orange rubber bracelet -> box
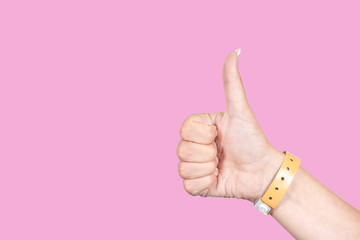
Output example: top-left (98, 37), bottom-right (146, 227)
top-left (254, 151), bottom-right (301, 215)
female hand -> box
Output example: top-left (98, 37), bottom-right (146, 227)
top-left (177, 50), bottom-right (283, 203)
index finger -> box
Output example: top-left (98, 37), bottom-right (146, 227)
top-left (180, 113), bottom-right (217, 144)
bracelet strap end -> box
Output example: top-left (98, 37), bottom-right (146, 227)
top-left (254, 199), bottom-right (272, 215)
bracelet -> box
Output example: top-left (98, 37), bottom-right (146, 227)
top-left (254, 151), bottom-right (301, 215)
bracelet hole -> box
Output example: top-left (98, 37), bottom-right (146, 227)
top-left (287, 167), bottom-right (290, 171)
top-left (290, 158), bottom-right (293, 162)
top-left (275, 187), bottom-right (279, 191)
top-left (269, 197), bottom-right (272, 200)
top-left (281, 177), bottom-right (285, 181)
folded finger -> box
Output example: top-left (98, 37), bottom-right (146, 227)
top-left (183, 174), bottom-right (216, 196)
top-left (177, 140), bottom-right (217, 163)
top-left (178, 161), bottom-right (217, 180)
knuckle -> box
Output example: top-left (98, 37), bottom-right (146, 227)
top-left (177, 141), bottom-right (189, 160)
top-left (210, 161), bottom-right (217, 172)
top-left (185, 113), bottom-right (198, 122)
top-left (210, 143), bottom-right (218, 159)
top-left (178, 162), bottom-right (188, 178)
top-left (180, 122), bottom-right (191, 140)
top-left (203, 143), bottom-right (217, 162)
top-left (179, 126), bottom-right (186, 139)
top-left (204, 174), bottom-right (215, 188)
top-left (183, 180), bottom-right (196, 195)
top-left (180, 114), bottom-right (198, 139)
top-left (208, 126), bottom-right (217, 141)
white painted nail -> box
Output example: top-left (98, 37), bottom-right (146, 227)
top-left (235, 48), bottom-right (241, 56)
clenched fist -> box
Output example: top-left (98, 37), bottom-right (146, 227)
top-left (177, 50), bottom-right (285, 204)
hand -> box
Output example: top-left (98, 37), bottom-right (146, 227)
top-left (177, 50), bottom-right (284, 203)
top-left (177, 50), bottom-right (360, 239)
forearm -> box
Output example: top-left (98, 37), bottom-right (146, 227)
top-left (177, 50), bottom-right (360, 238)
top-left (268, 151), bottom-right (360, 239)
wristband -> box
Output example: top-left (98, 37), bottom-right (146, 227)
top-left (254, 151), bottom-right (301, 215)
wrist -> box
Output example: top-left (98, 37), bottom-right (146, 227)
top-left (252, 148), bottom-right (285, 204)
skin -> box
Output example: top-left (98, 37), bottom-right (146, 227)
top-left (177, 51), bottom-right (360, 239)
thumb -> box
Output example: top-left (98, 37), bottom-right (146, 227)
top-left (222, 49), bottom-right (248, 114)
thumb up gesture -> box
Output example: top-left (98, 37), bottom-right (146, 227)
top-left (177, 50), bottom-right (284, 204)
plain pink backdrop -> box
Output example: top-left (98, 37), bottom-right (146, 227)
top-left (1, 0), bottom-right (360, 239)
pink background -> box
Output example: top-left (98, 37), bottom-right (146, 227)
top-left (1, 1), bottom-right (360, 239)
